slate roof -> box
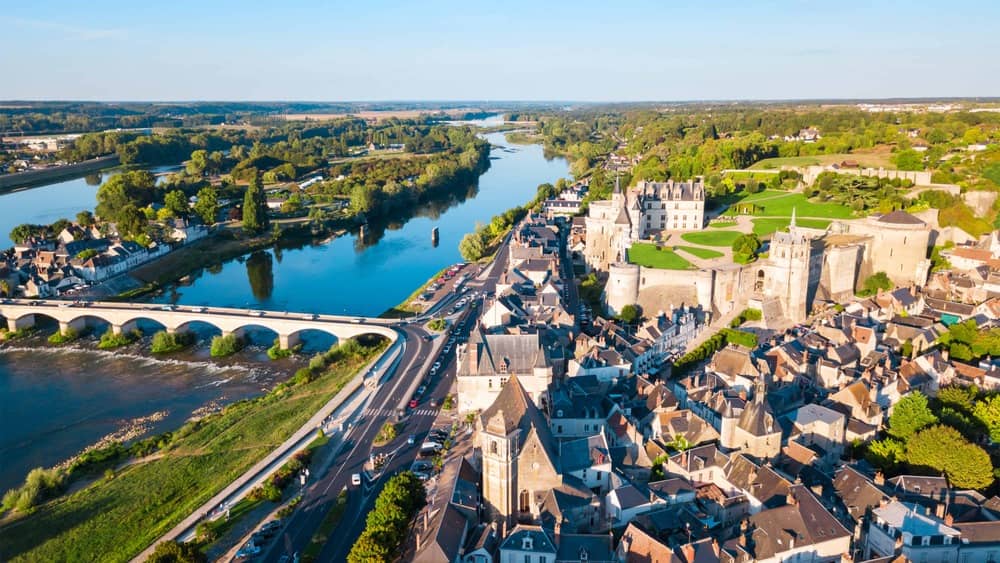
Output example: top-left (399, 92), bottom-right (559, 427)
top-left (833, 465), bottom-right (886, 522)
top-left (748, 485), bottom-right (851, 560)
top-left (724, 454), bottom-right (792, 509)
top-left (876, 210), bottom-right (925, 225)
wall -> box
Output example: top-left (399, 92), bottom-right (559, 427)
top-left (802, 165), bottom-right (932, 186)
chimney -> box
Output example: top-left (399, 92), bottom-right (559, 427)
top-left (874, 471), bottom-right (885, 486)
top-left (786, 490), bottom-right (798, 506)
top-left (681, 543), bottom-right (695, 563)
top-left (942, 348), bottom-right (950, 362)
top-left (935, 502), bottom-right (945, 519)
top-left (738, 389), bottom-right (747, 401)
top-left (945, 513), bottom-right (954, 527)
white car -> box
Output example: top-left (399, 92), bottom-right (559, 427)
top-left (352, 473), bottom-right (362, 486)
top-left (249, 310), bottom-right (264, 317)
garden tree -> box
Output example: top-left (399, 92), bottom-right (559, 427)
top-left (147, 540), bottom-right (206, 563)
top-left (731, 233), bottom-right (761, 264)
top-left (905, 425), bottom-right (994, 490)
top-left (578, 273), bottom-right (605, 307)
top-left (937, 385), bottom-right (978, 413)
top-left (75, 210), bottom-right (95, 227)
top-left (349, 183), bottom-right (383, 214)
top-left (163, 190), bottom-right (190, 218)
top-left (864, 437), bottom-right (906, 471)
top-left (861, 272), bottom-right (893, 295)
top-left (242, 172), bottom-right (269, 233)
top-left (973, 394), bottom-right (1000, 443)
top-left (887, 391), bottom-right (938, 440)
top-left (893, 149), bottom-right (925, 171)
top-left (459, 231), bottom-right (486, 262)
top-left (0, 279), bottom-right (9, 297)
top-left (192, 186), bottom-right (219, 225)
top-left (95, 170), bottom-right (157, 222)
top-left (618, 304), bottom-right (641, 325)
top-left (901, 339), bottom-right (914, 359)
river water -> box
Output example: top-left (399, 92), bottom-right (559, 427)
top-left (0, 120), bottom-right (568, 490)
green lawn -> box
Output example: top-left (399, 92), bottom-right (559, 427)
top-left (675, 245), bottom-right (725, 259)
top-left (628, 243), bottom-right (694, 270)
top-left (724, 191), bottom-right (853, 219)
top-left (749, 155), bottom-right (823, 169)
top-left (0, 341), bottom-right (385, 563)
top-left (680, 230), bottom-right (743, 247)
top-left (752, 218), bottom-right (832, 237)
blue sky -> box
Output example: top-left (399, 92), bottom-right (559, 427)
top-left (2, 0), bottom-right (998, 101)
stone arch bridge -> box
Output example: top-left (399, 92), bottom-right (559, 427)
top-left (0, 299), bottom-right (398, 349)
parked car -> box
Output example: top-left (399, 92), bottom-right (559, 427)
top-left (249, 310), bottom-right (264, 317)
top-left (432, 362), bottom-right (441, 371)
top-left (408, 434), bottom-right (417, 445)
top-left (352, 473), bottom-right (362, 486)
top-left (429, 397), bottom-right (439, 408)
top-left (409, 399), bottom-right (419, 408)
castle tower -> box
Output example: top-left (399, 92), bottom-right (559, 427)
top-left (604, 263), bottom-right (641, 316)
top-left (477, 376), bottom-right (532, 528)
top-left (611, 174), bottom-right (624, 209)
top-left (768, 214), bottom-right (811, 322)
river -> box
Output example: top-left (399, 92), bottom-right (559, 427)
top-left (0, 119), bottom-right (568, 490)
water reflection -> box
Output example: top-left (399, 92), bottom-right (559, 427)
top-left (245, 251), bottom-right (274, 301)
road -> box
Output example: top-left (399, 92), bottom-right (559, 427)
top-left (258, 237), bottom-right (514, 562)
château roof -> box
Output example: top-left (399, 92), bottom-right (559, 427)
top-left (876, 210), bottom-right (925, 225)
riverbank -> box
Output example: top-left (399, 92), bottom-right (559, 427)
top-left (0, 337), bottom-right (386, 563)
top-left (0, 155), bottom-right (120, 192)
top-left (379, 265), bottom-right (449, 319)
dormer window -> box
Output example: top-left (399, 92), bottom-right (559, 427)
top-left (523, 536), bottom-right (534, 550)
top-left (499, 359), bottom-right (509, 374)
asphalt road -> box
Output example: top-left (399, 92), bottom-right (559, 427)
top-left (257, 243), bottom-right (508, 562)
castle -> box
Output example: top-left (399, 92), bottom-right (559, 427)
top-left (588, 182), bottom-right (933, 325)
top-left (585, 178), bottom-right (705, 272)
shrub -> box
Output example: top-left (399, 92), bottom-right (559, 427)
top-left (730, 308), bottom-right (762, 327)
top-left (150, 330), bottom-right (194, 354)
top-left (47, 327), bottom-right (79, 345)
top-left (859, 271), bottom-right (893, 296)
top-left (375, 422), bottom-right (398, 444)
top-left (209, 334), bottom-right (244, 357)
top-left (427, 318), bottom-right (447, 332)
top-left (267, 338), bottom-right (298, 360)
top-left (98, 328), bottom-right (140, 350)
top-left (1, 467), bottom-right (66, 513)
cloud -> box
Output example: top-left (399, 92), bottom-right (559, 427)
top-left (3, 16), bottom-right (125, 40)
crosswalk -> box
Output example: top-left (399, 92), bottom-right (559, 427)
top-left (362, 407), bottom-right (438, 417)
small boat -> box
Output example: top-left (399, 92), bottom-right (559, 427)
top-left (431, 227), bottom-right (439, 243)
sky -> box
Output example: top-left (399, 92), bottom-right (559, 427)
top-left (2, 0), bottom-right (999, 102)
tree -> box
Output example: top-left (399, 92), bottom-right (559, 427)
top-left (865, 437), bottom-right (906, 471)
top-left (76, 210), bottom-right (95, 227)
top-left (0, 279), bottom-right (9, 297)
top-left (861, 272), bottom-right (893, 296)
top-left (731, 233), bottom-right (761, 264)
top-left (9, 224), bottom-right (39, 245)
top-left (892, 149), bottom-right (924, 171)
top-left (186, 149), bottom-right (208, 176)
top-left (117, 204), bottom-right (148, 238)
top-left (973, 394), bottom-right (1000, 443)
top-left (618, 304), bottom-right (641, 325)
top-left (888, 391), bottom-right (938, 441)
top-left (459, 231), bottom-right (486, 262)
top-left (938, 385), bottom-right (977, 413)
top-left (193, 187), bottom-right (219, 225)
top-left (906, 425), bottom-right (993, 490)
top-left (347, 530), bottom-right (392, 563)
top-left (242, 172), bottom-right (269, 233)
top-left (95, 170), bottom-right (156, 222)
top-left (163, 190), bottom-right (190, 218)
top-left (147, 540), bottom-right (206, 563)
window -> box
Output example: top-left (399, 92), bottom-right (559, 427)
top-left (490, 441), bottom-right (498, 455)
top-left (524, 556), bottom-right (532, 563)
top-left (520, 490), bottom-right (530, 513)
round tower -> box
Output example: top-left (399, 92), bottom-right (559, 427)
top-left (604, 263), bottom-right (640, 315)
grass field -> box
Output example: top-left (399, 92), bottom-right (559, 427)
top-left (628, 243), bottom-right (693, 270)
top-left (680, 230), bottom-right (743, 247)
top-left (675, 245), bottom-right (725, 259)
top-left (749, 150), bottom-right (895, 170)
top-left (724, 191), bottom-right (854, 219)
top-left (752, 218), bottom-right (832, 236)
top-left (0, 342), bottom-right (384, 563)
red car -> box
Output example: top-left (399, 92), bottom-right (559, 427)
top-left (409, 399), bottom-right (419, 408)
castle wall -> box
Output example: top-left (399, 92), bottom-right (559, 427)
top-left (802, 165), bottom-right (932, 186)
top-left (820, 244), bottom-right (865, 301)
top-left (847, 219), bottom-right (932, 286)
